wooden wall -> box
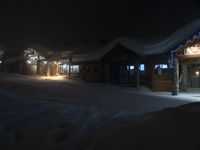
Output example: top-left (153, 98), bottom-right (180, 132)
top-left (152, 75), bottom-right (172, 91)
top-left (80, 63), bottom-right (102, 82)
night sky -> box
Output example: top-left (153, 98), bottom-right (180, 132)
top-left (1, 0), bottom-right (200, 52)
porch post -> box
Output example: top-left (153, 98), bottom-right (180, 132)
top-left (37, 53), bottom-right (40, 75)
top-left (68, 58), bottom-right (71, 77)
top-left (172, 57), bottom-right (179, 95)
top-left (136, 62), bottom-right (140, 88)
top-left (46, 62), bottom-right (50, 76)
top-left (180, 64), bottom-right (187, 92)
top-left (128, 65), bottom-right (130, 84)
top-left (150, 63), bottom-right (155, 90)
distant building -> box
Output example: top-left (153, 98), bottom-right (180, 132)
top-left (4, 45), bottom-right (73, 76)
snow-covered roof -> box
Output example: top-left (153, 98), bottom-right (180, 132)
top-left (48, 51), bottom-right (73, 61)
top-left (72, 37), bottom-right (144, 63)
top-left (73, 19), bottom-right (200, 63)
top-left (144, 19), bottom-right (200, 55)
top-left (4, 20), bottom-right (200, 64)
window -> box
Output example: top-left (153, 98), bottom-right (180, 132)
top-left (60, 64), bottom-right (69, 74)
top-left (155, 64), bottom-right (168, 69)
top-left (140, 64), bottom-right (145, 71)
top-left (71, 65), bottom-right (79, 73)
top-left (154, 64), bottom-right (169, 75)
top-left (130, 65), bottom-right (134, 70)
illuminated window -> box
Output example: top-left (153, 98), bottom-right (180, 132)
top-left (155, 64), bottom-right (168, 69)
top-left (130, 65), bottom-right (134, 70)
top-left (140, 64), bottom-right (145, 71)
top-left (63, 64), bottom-right (68, 69)
top-left (60, 64), bottom-right (69, 74)
top-left (71, 65), bottom-right (79, 73)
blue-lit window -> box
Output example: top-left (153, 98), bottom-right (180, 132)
top-left (140, 64), bottom-right (145, 71)
top-left (127, 65), bottom-right (135, 70)
top-left (155, 64), bottom-right (168, 69)
top-left (130, 65), bottom-right (134, 70)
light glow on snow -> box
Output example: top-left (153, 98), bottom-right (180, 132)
top-left (40, 75), bottom-right (66, 81)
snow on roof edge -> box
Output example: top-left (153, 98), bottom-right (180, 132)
top-left (72, 37), bottom-right (144, 63)
top-left (144, 19), bottom-right (200, 55)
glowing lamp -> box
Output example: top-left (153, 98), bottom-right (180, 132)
top-left (43, 61), bottom-right (47, 64)
top-left (27, 60), bottom-right (31, 64)
top-left (195, 71), bottom-right (199, 76)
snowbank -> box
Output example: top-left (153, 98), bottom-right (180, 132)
top-left (85, 103), bottom-right (200, 150)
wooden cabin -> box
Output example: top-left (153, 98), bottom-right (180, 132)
top-left (72, 19), bottom-right (200, 95)
top-left (3, 46), bottom-right (73, 76)
top-left (3, 19), bottom-right (200, 95)
top-left (72, 37), bottom-right (146, 88)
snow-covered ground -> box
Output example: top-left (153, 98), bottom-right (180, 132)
top-left (0, 73), bottom-right (198, 114)
top-left (1, 73), bottom-right (200, 150)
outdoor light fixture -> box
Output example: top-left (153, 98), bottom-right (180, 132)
top-left (185, 45), bottom-right (200, 55)
top-left (27, 60), bottom-right (31, 64)
top-left (195, 71), bottom-right (200, 76)
top-left (0, 60), bottom-right (2, 64)
top-left (43, 61), bottom-right (47, 64)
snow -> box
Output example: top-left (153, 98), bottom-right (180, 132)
top-left (73, 19), bottom-right (200, 63)
top-left (0, 73), bottom-right (196, 114)
top-left (72, 37), bottom-right (144, 63)
top-left (86, 104), bottom-right (200, 150)
top-left (1, 73), bottom-right (200, 150)
top-left (144, 19), bottom-right (200, 55)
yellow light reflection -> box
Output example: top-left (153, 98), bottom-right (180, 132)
top-left (40, 75), bottom-right (66, 81)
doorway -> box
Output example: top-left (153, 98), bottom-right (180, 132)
top-left (187, 64), bottom-right (200, 88)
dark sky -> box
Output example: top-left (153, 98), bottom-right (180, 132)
top-left (1, 0), bottom-right (200, 51)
